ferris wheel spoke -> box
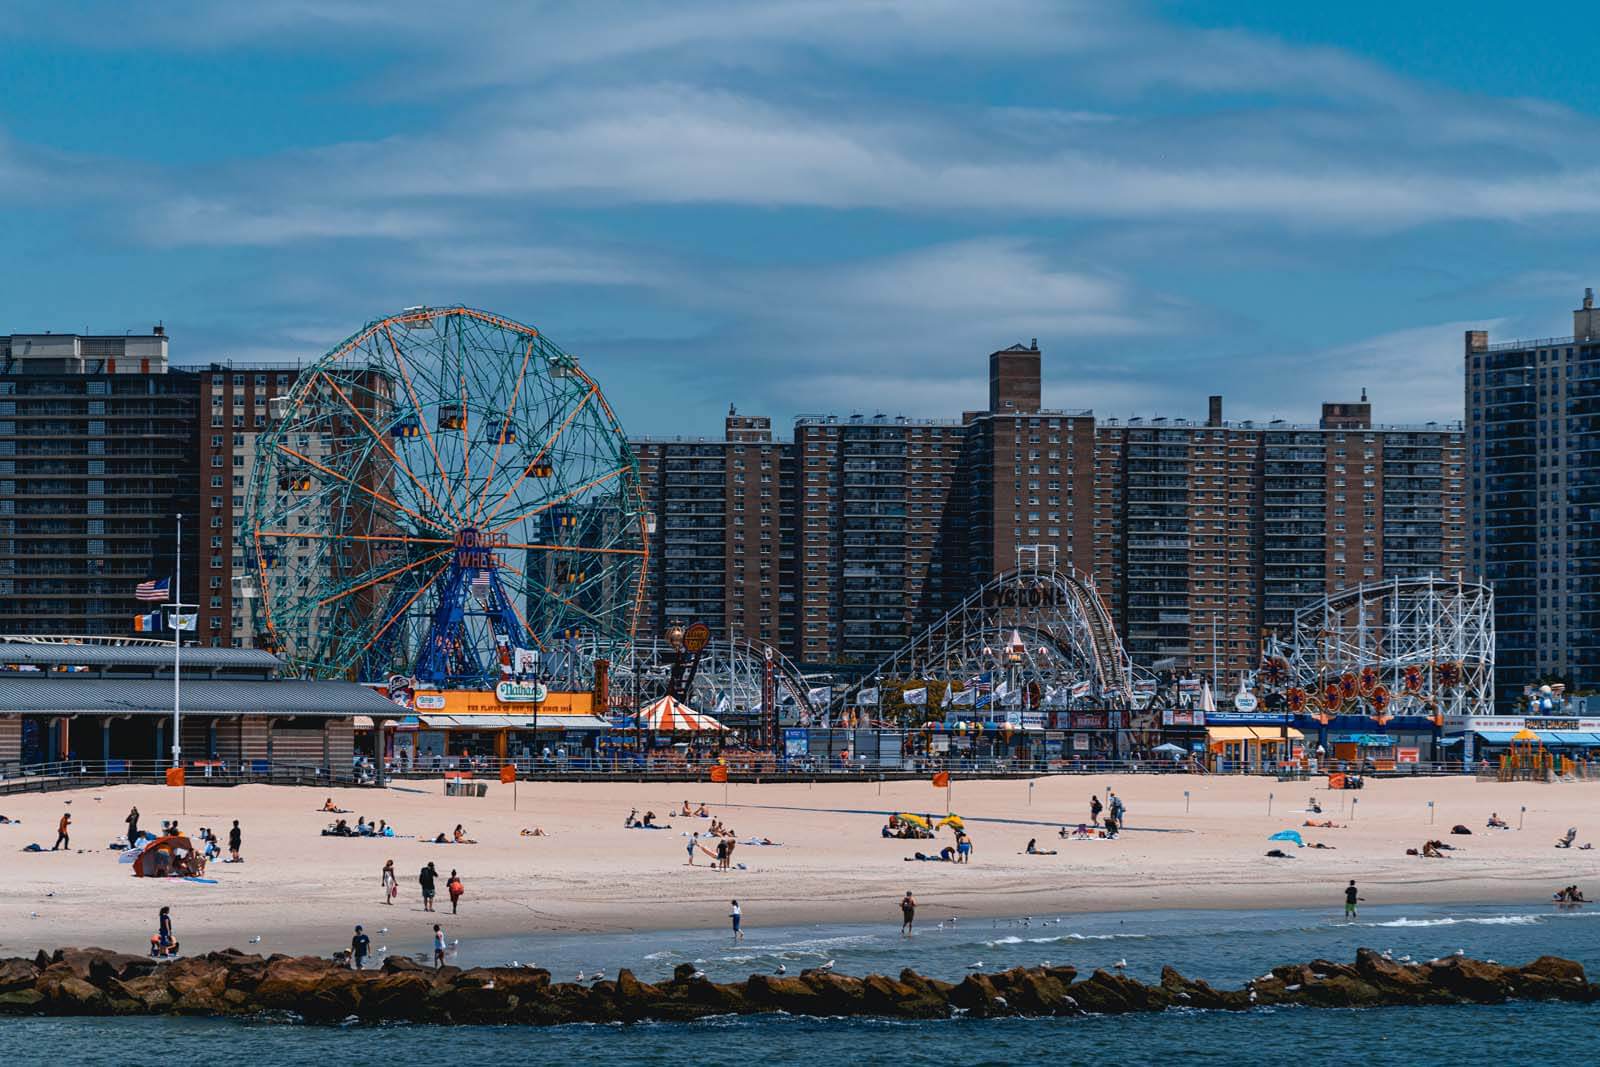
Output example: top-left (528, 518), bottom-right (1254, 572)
top-left (316, 546), bottom-right (454, 608)
top-left (276, 442), bottom-right (453, 538)
top-left (499, 541), bottom-right (646, 556)
top-left (479, 559), bottom-right (547, 653)
top-left (383, 323), bottom-right (466, 527)
top-left (359, 557), bottom-right (454, 656)
top-left (479, 384), bottom-right (598, 527)
top-left (317, 371), bottom-right (458, 524)
top-left (255, 529), bottom-right (451, 546)
top-left (468, 337), bottom-right (537, 527)
top-left (486, 464), bottom-right (627, 537)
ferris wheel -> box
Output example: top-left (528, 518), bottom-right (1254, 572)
top-left (245, 306), bottom-right (648, 688)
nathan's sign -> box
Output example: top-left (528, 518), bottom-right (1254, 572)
top-left (496, 681), bottom-right (549, 704)
top-left (981, 582), bottom-right (1069, 608)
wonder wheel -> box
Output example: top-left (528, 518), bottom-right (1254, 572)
top-left (245, 306), bottom-right (647, 688)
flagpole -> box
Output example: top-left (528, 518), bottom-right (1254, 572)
top-left (172, 512), bottom-right (182, 769)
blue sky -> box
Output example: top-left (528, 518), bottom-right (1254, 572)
top-left (2, 1), bottom-right (1595, 434)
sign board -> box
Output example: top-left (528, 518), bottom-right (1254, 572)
top-left (783, 728), bottom-right (809, 758)
top-left (414, 692), bottom-right (446, 711)
top-left (387, 674), bottom-right (415, 710)
top-left (1073, 732), bottom-right (1090, 751)
top-left (512, 648), bottom-right (539, 677)
top-left (496, 681), bottom-right (549, 704)
top-left (1234, 690), bottom-right (1258, 713)
top-left (683, 622), bottom-right (711, 653)
top-left (429, 690), bottom-right (593, 717)
top-left (1163, 708), bottom-right (1206, 727)
top-left (1396, 747), bottom-right (1421, 764)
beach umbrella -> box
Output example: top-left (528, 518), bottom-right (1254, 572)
top-left (897, 813), bottom-right (931, 829)
top-left (1268, 830), bottom-right (1304, 847)
top-left (1152, 743), bottom-right (1186, 755)
top-left (936, 815), bottom-right (965, 831)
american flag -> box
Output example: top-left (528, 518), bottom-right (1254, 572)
top-left (471, 569), bottom-right (492, 592)
top-left (136, 577), bottom-right (170, 602)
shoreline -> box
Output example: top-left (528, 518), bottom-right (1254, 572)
top-left (2, 776), bottom-right (1597, 960)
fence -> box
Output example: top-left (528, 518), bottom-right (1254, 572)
top-left (0, 755), bottom-right (1490, 792)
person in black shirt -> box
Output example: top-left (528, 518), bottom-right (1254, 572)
top-left (351, 925), bottom-right (370, 970)
top-left (1344, 879), bottom-right (1363, 918)
top-left (126, 807), bottom-right (140, 844)
top-left (419, 861), bottom-right (438, 911)
top-left (228, 820), bottom-right (242, 862)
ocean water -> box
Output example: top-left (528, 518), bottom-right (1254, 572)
top-left (7, 902), bottom-right (1600, 1065)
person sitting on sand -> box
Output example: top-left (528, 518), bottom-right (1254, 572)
top-left (1421, 840), bottom-right (1447, 858)
top-left (625, 808), bottom-right (640, 828)
top-left (452, 824), bottom-right (476, 845)
top-left (356, 817), bottom-right (368, 835)
top-left (695, 803), bottom-right (709, 817)
top-left (1488, 812), bottom-right (1509, 829)
top-left (643, 811), bottom-right (658, 828)
top-left (520, 827), bottom-right (547, 837)
top-left (1307, 797), bottom-right (1323, 814)
top-left (1025, 838), bottom-right (1057, 856)
top-left (680, 801), bottom-right (693, 817)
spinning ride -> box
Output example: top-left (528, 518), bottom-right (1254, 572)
top-left (246, 306), bottom-right (647, 688)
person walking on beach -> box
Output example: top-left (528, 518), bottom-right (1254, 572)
top-left (687, 830), bottom-right (699, 866)
top-left (351, 925), bottom-right (370, 970)
top-left (955, 830), bottom-right (973, 864)
top-left (419, 861), bottom-right (438, 912)
top-left (1109, 791), bottom-right (1125, 827)
top-left (52, 811), bottom-right (70, 851)
top-left (228, 820), bottom-right (242, 862)
top-left (156, 906), bottom-right (175, 957)
top-left (1089, 795), bottom-right (1103, 827)
top-left (447, 869), bottom-right (465, 914)
top-left (729, 899), bottom-right (743, 940)
top-left (900, 891), bottom-right (917, 936)
top-left (1344, 880), bottom-right (1364, 919)
top-left (126, 806), bottom-right (140, 844)
top-left (432, 923), bottom-right (447, 969)
top-left (382, 859), bottom-right (398, 904)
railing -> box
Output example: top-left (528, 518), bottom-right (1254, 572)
top-left (0, 755), bottom-right (1497, 791)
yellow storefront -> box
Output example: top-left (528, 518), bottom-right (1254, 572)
top-left (1207, 725), bottom-right (1304, 771)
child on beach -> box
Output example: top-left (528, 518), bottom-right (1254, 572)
top-left (351, 925), bottom-right (370, 970)
top-left (433, 924), bottom-right (446, 969)
top-left (52, 812), bottom-right (70, 851)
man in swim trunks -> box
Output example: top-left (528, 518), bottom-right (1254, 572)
top-left (419, 861), bottom-right (438, 912)
top-left (1344, 879), bottom-right (1362, 918)
top-left (900, 891), bottom-right (917, 935)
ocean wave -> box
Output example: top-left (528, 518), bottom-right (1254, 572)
top-left (1363, 914), bottom-right (1543, 929)
top-left (984, 932), bottom-right (1152, 946)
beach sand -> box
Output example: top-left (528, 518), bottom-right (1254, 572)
top-left (2, 773), bottom-right (1597, 959)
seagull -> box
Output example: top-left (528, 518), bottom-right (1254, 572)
top-left (508, 961), bottom-right (520, 969)
top-left (1399, 955), bottom-right (1413, 963)
top-left (575, 971), bottom-right (588, 982)
top-left (378, 927), bottom-right (388, 934)
top-left (817, 960), bottom-right (835, 972)
top-left (1041, 960), bottom-right (1052, 968)
top-left (966, 961), bottom-right (985, 970)
top-left (249, 936), bottom-right (262, 944)
top-left (1453, 949), bottom-right (1465, 957)
top-left (591, 970), bottom-right (606, 981)
top-left (949, 918), bottom-right (957, 925)
top-left (1113, 959), bottom-right (1128, 970)
top-left (689, 970), bottom-right (707, 980)
top-left (377, 947), bottom-right (387, 954)
top-left (774, 964), bottom-right (786, 975)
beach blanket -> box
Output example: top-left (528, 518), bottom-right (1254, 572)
top-left (181, 877), bottom-right (218, 884)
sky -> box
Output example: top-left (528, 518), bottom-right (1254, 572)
top-left (2, 0), bottom-right (1596, 435)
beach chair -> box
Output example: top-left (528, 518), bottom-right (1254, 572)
top-left (1556, 827), bottom-right (1578, 849)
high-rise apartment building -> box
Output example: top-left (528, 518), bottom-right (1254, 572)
top-left (632, 344), bottom-right (1464, 678)
top-left (0, 328), bottom-right (200, 636)
top-left (633, 408), bottom-right (795, 651)
top-left (1467, 289), bottom-right (1600, 708)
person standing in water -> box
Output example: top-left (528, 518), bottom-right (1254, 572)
top-left (432, 924), bottom-right (447, 969)
top-left (1344, 879), bottom-right (1363, 918)
top-left (729, 899), bottom-right (743, 941)
top-left (900, 891), bottom-right (917, 936)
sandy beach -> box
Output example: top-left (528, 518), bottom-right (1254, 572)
top-left (2, 773), bottom-right (1598, 960)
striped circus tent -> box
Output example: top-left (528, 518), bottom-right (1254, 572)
top-left (637, 695), bottom-right (728, 732)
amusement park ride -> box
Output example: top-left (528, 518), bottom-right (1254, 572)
top-left (245, 306), bottom-right (648, 694)
top-left (242, 306), bottom-right (1492, 747)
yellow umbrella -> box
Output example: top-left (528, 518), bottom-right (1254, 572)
top-left (936, 815), bottom-right (965, 831)
top-left (897, 813), bottom-right (931, 829)
top-left (1510, 728), bottom-right (1540, 742)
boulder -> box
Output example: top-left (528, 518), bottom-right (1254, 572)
top-left (798, 971), bottom-right (869, 1016)
top-left (252, 956), bottom-right (346, 1012)
top-left (860, 973), bottom-right (946, 1018)
top-left (1425, 957), bottom-right (1514, 1003)
top-left (112, 975), bottom-right (174, 1013)
top-left (360, 971), bottom-right (432, 1022)
top-left (0, 988), bottom-right (44, 1012)
top-left (0, 959), bottom-right (39, 994)
top-left (744, 973), bottom-right (826, 1014)
top-left (36, 973), bottom-right (111, 1015)
top-left (1067, 970), bottom-right (1170, 1015)
top-left (1511, 956), bottom-right (1592, 1002)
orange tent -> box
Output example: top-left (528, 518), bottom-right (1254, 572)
top-left (131, 835), bottom-right (204, 878)
top-left (637, 695), bottom-right (727, 732)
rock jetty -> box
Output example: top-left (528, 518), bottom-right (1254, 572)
top-left (0, 947), bottom-right (1591, 1024)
